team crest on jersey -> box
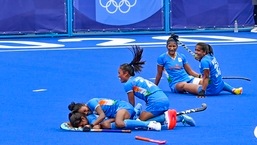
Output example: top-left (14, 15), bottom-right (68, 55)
top-left (99, 99), bottom-right (115, 106)
top-left (133, 86), bottom-right (149, 96)
top-left (178, 57), bottom-right (182, 62)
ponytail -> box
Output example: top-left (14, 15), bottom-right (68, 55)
top-left (120, 45), bottom-right (145, 76)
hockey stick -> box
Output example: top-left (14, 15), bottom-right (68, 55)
top-left (164, 104), bottom-right (207, 130)
top-left (135, 136), bottom-right (166, 144)
top-left (83, 128), bottom-right (131, 133)
top-left (149, 76), bottom-right (251, 82)
top-left (60, 122), bottom-right (131, 133)
top-left (170, 33), bottom-right (196, 57)
top-left (176, 103), bottom-right (207, 116)
top-left (222, 76), bottom-right (251, 81)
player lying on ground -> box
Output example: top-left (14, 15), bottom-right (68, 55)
top-left (65, 98), bottom-right (195, 131)
top-left (68, 98), bottom-right (162, 131)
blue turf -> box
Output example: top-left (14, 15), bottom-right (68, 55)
top-left (0, 32), bottom-right (257, 145)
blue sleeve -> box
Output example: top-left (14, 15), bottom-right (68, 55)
top-left (200, 58), bottom-right (210, 75)
top-left (87, 98), bottom-right (99, 112)
top-left (157, 53), bottom-right (165, 66)
top-left (124, 78), bottom-right (133, 94)
top-left (86, 114), bottom-right (98, 124)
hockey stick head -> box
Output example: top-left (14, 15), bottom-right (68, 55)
top-left (83, 127), bottom-right (91, 132)
top-left (201, 103), bottom-right (207, 111)
top-left (176, 103), bottom-right (207, 116)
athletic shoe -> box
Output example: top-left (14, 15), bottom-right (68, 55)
top-left (133, 103), bottom-right (142, 120)
top-left (251, 26), bottom-right (257, 33)
top-left (233, 87), bottom-right (243, 95)
top-left (164, 109), bottom-right (177, 129)
top-left (178, 115), bottom-right (196, 126)
top-left (147, 121), bottom-right (161, 131)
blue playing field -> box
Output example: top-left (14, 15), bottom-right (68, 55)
top-left (0, 32), bottom-right (256, 145)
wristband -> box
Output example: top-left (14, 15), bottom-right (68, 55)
top-left (198, 90), bottom-right (205, 98)
top-left (90, 124), bottom-right (94, 128)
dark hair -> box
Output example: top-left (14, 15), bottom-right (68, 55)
top-left (120, 45), bottom-right (145, 76)
top-left (68, 102), bottom-right (84, 113)
top-left (166, 36), bottom-right (178, 46)
top-left (68, 112), bottom-right (85, 128)
top-left (196, 42), bottom-right (214, 56)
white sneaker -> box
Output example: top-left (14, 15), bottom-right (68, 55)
top-left (251, 26), bottom-right (257, 33)
top-left (147, 121), bottom-right (161, 131)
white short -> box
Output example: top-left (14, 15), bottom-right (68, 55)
top-left (192, 78), bottom-right (201, 85)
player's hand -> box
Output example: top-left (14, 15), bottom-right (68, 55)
top-left (197, 90), bottom-right (206, 98)
top-left (82, 126), bottom-right (91, 132)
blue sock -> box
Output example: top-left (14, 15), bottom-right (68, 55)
top-left (223, 82), bottom-right (234, 93)
top-left (124, 119), bottom-right (149, 129)
top-left (110, 122), bottom-right (117, 129)
top-left (146, 114), bottom-right (165, 124)
top-left (161, 124), bottom-right (168, 130)
top-left (110, 120), bottom-right (149, 130)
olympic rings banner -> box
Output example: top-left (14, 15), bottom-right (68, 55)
top-left (73, 0), bottom-right (164, 32)
top-left (0, 0), bottom-right (66, 34)
top-left (0, 0), bottom-right (254, 36)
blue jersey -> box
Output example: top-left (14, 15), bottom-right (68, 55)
top-left (124, 76), bottom-right (169, 114)
top-left (124, 76), bottom-right (163, 101)
top-left (86, 98), bottom-right (135, 118)
top-left (157, 52), bottom-right (192, 88)
top-left (86, 114), bottom-right (98, 124)
top-left (199, 54), bottom-right (224, 95)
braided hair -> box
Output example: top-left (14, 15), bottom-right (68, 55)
top-left (120, 45), bottom-right (146, 76)
top-left (68, 102), bottom-right (84, 113)
top-left (196, 42), bottom-right (214, 56)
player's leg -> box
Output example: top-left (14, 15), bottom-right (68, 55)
top-left (139, 91), bottom-right (169, 121)
top-left (181, 83), bottom-right (200, 95)
top-left (174, 82), bottom-right (187, 93)
top-left (113, 100), bottom-right (135, 128)
top-left (223, 82), bottom-right (243, 95)
top-left (114, 109), bottom-right (161, 131)
top-left (146, 113), bottom-right (165, 123)
top-left (138, 111), bottom-right (155, 121)
top-left (100, 118), bottom-right (115, 129)
top-left (175, 80), bottom-right (201, 95)
top-left (177, 114), bottom-right (196, 126)
top-left (133, 103), bottom-right (142, 120)
top-left (148, 110), bottom-right (195, 128)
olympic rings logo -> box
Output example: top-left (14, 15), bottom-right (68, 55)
top-left (99, 0), bottom-right (137, 14)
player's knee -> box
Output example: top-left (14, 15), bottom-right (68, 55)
top-left (115, 120), bottom-right (125, 128)
top-left (176, 82), bottom-right (186, 91)
top-left (101, 121), bottom-right (111, 129)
